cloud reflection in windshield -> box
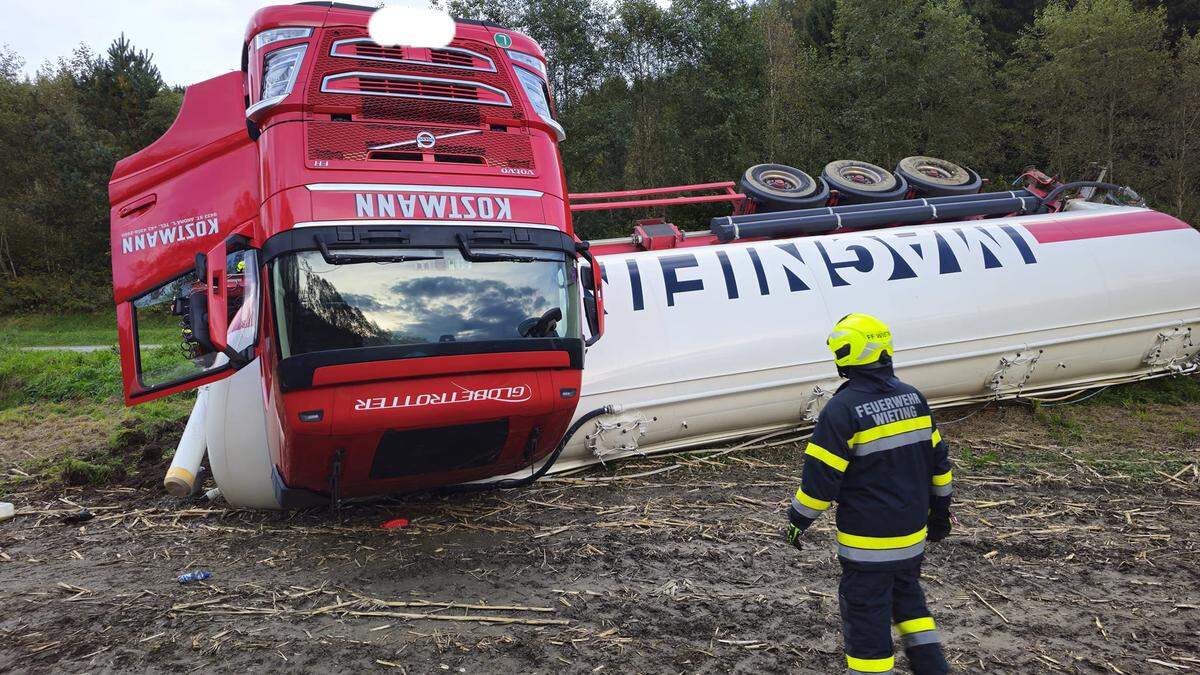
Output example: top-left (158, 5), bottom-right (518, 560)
top-left (282, 251), bottom-right (570, 348)
top-left (389, 276), bottom-right (546, 341)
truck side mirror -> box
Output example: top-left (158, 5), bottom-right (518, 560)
top-left (205, 239), bottom-right (231, 351)
top-left (578, 244), bottom-right (604, 345)
top-left (204, 234), bottom-right (259, 367)
top-left (185, 287), bottom-right (215, 354)
top-left (186, 252), bottom-right (215, 354)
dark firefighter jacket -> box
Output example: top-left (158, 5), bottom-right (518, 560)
top-left (790, 364), bottom-right (953, 569)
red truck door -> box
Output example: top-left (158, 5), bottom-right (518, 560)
top-left (109, 72), bottom-right (262, 404)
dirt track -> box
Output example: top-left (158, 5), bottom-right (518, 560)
top-left (2, 397), bottom-right (1199, 674)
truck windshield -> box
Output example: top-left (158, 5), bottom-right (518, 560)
top-left (271, 248), bottom-right (579, 358)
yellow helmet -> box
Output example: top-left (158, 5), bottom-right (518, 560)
top-left (827, 313), bottom-right (893, 367)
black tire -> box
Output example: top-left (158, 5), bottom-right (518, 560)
top-left (740, 164), bottom-right (830, 212)
top-left (822, 160), bottom-right (909, 204)
top-left (896, 156), bottom-right (982, 197)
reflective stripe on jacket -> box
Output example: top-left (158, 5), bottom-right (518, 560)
top-left (792, 365), bottom-right (952, 569)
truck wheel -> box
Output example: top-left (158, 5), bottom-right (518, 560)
top-left (740, 164), bottom-right (830, 212)
top-left (822, 160), bottom-right (909, 204)
top-left (896, 156), bottom-right (982, 197)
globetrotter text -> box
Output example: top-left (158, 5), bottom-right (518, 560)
top-left (354, 385), bottom-right (532, 411)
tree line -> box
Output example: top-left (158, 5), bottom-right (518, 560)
top-left (0, 38), bottom-right (179, 313)
top-left (1, 0), bottom-right (1198, 313)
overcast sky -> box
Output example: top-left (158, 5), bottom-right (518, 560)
top-left (2, 1), bottom-right (298, 85)
top-left (2, 1), bottom-right (672, 87)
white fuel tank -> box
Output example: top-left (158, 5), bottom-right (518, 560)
top-left (555, 202), bottom-right (1200, 470)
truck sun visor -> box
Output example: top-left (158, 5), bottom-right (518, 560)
top-left (260, 224), bottom-right (577, 265)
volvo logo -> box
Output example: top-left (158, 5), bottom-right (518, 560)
top-left (369, 129), bottom-right (482, 152)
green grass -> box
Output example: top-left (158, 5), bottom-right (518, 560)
top-left (55, 457), bottom-right (118, 486)
top-left (1088, 375), bottom-right (1200, 407)
top-left (0, 347), bottom-right (124, 407)
top-left (1030, 401), bottom-right (1087, 445)
top-left (0, 311), bottom-right (179, 347)
top-left (1174, 421), bottom-right (1199, 442)
top-left (0, 316), bottom-right (203, 491)
top-left (0, 345), bottom-right (198, 409)
top-left (957, 445), bottom-right (999, 471)
top-left (952, 375), bottom-right (1200, 481)
top-left (0, 397), bottom-right (193, 490)
top-left (955, 441), bottom-right (1193, 481)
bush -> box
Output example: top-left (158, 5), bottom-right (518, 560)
top-left (0, 274), bottom-right (113, 315)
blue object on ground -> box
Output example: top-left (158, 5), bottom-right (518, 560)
top-left (177, 571), bottom-right (212, 584)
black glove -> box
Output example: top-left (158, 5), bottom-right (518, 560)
top-left (927, 512), bottom-right (952, 542)
top-left (785, 505), bottom-right (812, 551)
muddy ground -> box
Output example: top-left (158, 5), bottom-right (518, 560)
top-left (2, 386), bottom-right (1199, 674)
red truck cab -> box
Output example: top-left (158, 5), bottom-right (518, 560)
top-left (109, 1), bottom-right (604, 504)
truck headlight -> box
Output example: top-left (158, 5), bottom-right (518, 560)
top-left (513, 65), bottom-right (564, 141)
top-left (248, 43), bottom-right (308, 119)
top-left (262, 43), bottom-right (307, 100)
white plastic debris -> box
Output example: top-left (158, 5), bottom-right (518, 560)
top-left (0, 502), bottom-right (14, 522)
top-left (165, 389), bottom-right (208, 498)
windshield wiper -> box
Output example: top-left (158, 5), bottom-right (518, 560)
top-left (455, 233), bottom-right (538, 263)
top-left (315, 236), bottom-right (440, 266)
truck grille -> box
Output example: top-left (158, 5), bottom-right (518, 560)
top-left (307, 121), bottom-right (535, 169)
top-left (369, 419), bottom-right (509, 479)
top-left (321, 72), bottom-right (512, 107)
top-left (330, 38), bottom-right (496, 72)
top-left (308, 28), bottom-right (524, 124)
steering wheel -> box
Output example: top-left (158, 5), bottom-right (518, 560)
top-left (519, 307), bottom-right (563, 338)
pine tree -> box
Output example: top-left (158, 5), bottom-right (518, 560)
top-left (803, 0), bottom-right (836, 48)
top-left (76, 35), bottom-right (167, 154)
top-left (0, 46), bottom-right (31, 281)
top-left (1134, 0), bottom-right (1200, 40)
top-left (963, 0), bottom-right (1046, 58)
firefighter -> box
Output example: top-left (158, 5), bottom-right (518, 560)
top-left (785, 313), bottom-right (953, 675)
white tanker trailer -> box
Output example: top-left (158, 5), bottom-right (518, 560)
top-left (194, 172), bottom-right (1200, 507)
top-left (557, 198), bottom-right (1200, 470)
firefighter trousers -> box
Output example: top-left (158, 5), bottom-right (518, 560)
top-left (838, 562), bottom-right (949, 674)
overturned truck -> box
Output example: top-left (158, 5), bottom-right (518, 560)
top-left (109, 2), bottom-right (1200, 509)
